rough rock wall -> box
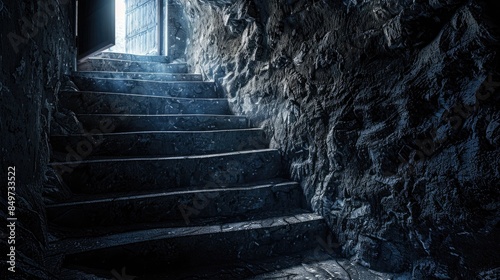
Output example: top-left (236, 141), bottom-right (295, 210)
top-left (0, 0), bottom-right (76, 278)
top-left (179, 0), bottom-right (499, 278)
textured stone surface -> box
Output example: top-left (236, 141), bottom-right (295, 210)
top-left (167, 0), bottom-right (189, 59)
top-left (58, 91), bottom-right (228, 115)
top-left (48, 51), bottom-right (333, 279)
top-left (72, 76), bottom-right (219, 98)
top-left (49, 213), bottom-right (328, 274)
top-left (74, 71), bottom-right (203, 81)
top-left (0, 0), bottom-right (76, 278)
top-left (58, 250), bottom-right (402, 280)
top-left (47, 180), bottom-right (306, 228)
top-left (51, 149), bottom-right (282, 194)
top-left (76, 114), bottom-right (249, 132)
top-left (51, 129), bottom-right (268, 159)
top-left (95, 52), bottom-right (171, 63)
top-left (178, 0), bottom-right (500, 278)
top-left (78, 58), bottom-right (187, 73)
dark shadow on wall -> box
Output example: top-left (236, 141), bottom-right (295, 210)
top-left (0, 0), bottom-right (76, 278)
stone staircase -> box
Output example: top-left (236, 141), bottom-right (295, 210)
top-left (46, 52), bottom-right (330, 279)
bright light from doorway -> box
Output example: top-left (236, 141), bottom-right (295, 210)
top-left (116, 0), bottom-right (126, 16)
top-left (106, 0), bottom-right (127, 53)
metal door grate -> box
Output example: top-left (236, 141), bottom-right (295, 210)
top-left (126, 0), bottom-right (158, 54)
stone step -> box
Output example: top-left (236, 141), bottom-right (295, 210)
top-left (56, 249), bottom-right (396, 279)
top-left (78, 58), bottom-right (187, 73)
top-left (47, 180), bottom-right (306, 229)
top-left (48, 212), bottom-right (327, 275)
top-left (94, 52), bottom-right (170, 63)
top-left (76, 114), bottom-right (249, 132)
top-left (51, 129), bottom-right (268, 160)
top-left (50, 149), bottom-right (282, 194)
top-left (141, 251), bottom-right (394, 280)
top-left (71, 76), bottom-right (218, 98)
top-left (73, 71), bottom-right (203, 82)
top-left (58, 91), bottom-right (229, 115)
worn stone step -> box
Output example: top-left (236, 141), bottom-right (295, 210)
top-left (76, 114), bottom-right (249, 132)
top-left (50, 149), bottom-right (282, 194)
top-left (47, 180), bottom-right (306, 229)
top-left (78, 58), bottom-right (187, 73)
top-left (48, 212), bottom-right (327, 275)
top-left (58, 91), bottom-right (229, 115)
top-left (73, 71), bottom-right (203, 82)
top-left (94, 52), bottom-right (170, 63)
top-left (51, 129), bottom-right (268, 160)
top-left (72, 76), bottom-right (218, 98)
top-left (56, 248), bottom-right (396, 280)
top-left (147, 251), bottom-right (394, 280)
top-left (49, 207), bottom-right (311, 241)
top-left (143, 252), bottom-right (392, 280)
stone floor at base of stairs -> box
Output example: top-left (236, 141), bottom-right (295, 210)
top-left (59, 250), bottom-right (408, 280)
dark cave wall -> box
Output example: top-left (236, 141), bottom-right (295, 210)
top-left (0, 0), bottom-right (76, 278)
top-left (179, 0), bottom-right (499, 278)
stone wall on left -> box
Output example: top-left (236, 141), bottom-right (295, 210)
top-left (0, 0), bottom-right (76, 278)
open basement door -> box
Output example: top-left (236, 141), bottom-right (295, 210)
top-left (77, 0), bottom-right (115, 61)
